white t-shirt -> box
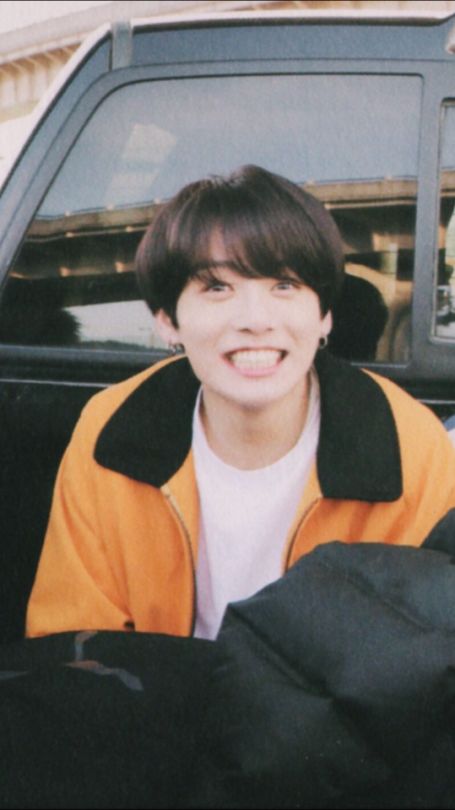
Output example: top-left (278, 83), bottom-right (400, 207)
top-left (192, 369), bottom-right (320, 640)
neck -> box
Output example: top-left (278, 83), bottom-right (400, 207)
top-left (200, 377), bottom-right (311, 470)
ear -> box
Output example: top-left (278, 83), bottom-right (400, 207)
top-left (154, 309), bottom-right (180, 346)
top-left (321, 309), bottom-right (333, 338)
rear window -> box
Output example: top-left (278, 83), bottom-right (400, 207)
top-left (2, 73), bottom-right (421, 360)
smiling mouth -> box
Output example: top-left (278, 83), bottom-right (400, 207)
top-left (226, 349), bottom-right (286, 371)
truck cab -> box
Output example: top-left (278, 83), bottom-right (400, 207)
top-left (1, 8), bottom-right (455, 641)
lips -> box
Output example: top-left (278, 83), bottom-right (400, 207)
top-left (227, 349), bottom-right (285, 370)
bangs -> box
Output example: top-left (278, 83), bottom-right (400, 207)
top-left (165, 176), bottom-right (335, 287)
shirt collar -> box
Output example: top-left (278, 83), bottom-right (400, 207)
top-left (95, 352), bottom-right (402, 502)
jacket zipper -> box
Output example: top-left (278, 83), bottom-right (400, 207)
top-left (283, 496), bottom-right (322, 573)
top-left (162, 484), bottom-right (197, 637)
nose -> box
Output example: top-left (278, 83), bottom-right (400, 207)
top-left (233, 282), bottom-right (276, 334)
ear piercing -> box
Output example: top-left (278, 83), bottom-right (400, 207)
top-left (169, 343), bottom-right (185, 354)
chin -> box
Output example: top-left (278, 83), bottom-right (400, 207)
top-left (230, 391), bottom-right (286, 411)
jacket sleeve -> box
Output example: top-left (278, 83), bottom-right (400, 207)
top-left (397, 399), bottom-right (455, 546)
top-left (26, 406), bottom-right (132, 638)
top-left (369, 373), bottom-right (455, 548)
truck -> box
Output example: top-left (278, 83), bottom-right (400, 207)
top-left (0, 7), bottom-right (455, 644)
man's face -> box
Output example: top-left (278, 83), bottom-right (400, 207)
top-left (156, 233), bottom-right (332, 414)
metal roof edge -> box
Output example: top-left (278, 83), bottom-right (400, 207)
top-left (130, 8), bottom-right (455, 30)
top-left (0, 1), bottom-right (273, 64)
top-left (2, 3), bottom-right (455, 65)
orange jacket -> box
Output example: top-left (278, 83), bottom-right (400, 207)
top-left (26, 353), bottom-right (455, 638)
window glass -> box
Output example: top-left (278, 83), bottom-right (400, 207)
top-left (2, 74), bottom-right (421, 359)
top-left (435, 104), bottom-right (455, 341)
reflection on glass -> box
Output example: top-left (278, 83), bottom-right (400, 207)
top-left (1, 74), bottom-right (421, 359)
top-left (435, 104), bottom-right (455, 341)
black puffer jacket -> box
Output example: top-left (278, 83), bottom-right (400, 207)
top-left (0, 513), bottom-right (454, 809)
top-left (196, 510), bottom-right (455, 809)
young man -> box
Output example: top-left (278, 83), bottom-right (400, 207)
top-left (26, 165), bottom-right (455, 640)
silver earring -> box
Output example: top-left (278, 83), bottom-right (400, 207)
top-left (318, 336), bottom-right (328, 350)
top-left (169, 343), bottom-right (184, 354)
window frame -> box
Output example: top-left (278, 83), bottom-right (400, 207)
top-left (0, 36), bottom-right (453, 399)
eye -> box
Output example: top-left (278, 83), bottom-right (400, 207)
top-left (198, 276), bottom-right (233, 297)
top-left (193, 268), bottom-right (231, 294)
top-left (206, 280), bottom-right (229, 292)
top-left (274, 277), bottom-right (301, 291)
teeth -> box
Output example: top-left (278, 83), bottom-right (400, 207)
top-left (229, 349), bottom-right (282, 369)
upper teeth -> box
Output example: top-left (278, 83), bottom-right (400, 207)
top-left (229, 350), bottom-right (282, 368)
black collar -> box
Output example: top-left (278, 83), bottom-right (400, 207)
top-left (95, 353), bottom-right (402, 502)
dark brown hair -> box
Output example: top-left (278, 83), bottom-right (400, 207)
top-left (135, 165), bottom-right (344, 325)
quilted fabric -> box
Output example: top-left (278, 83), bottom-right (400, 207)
top-left (197, 532), bottom-right (455, 808)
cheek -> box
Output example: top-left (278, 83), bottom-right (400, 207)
top-left (179, 324), bottom-right (217, 350)
top-left (288, 308), bottom-right (324, 339)
top-left (177, 309), bottom-right (222, 347)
